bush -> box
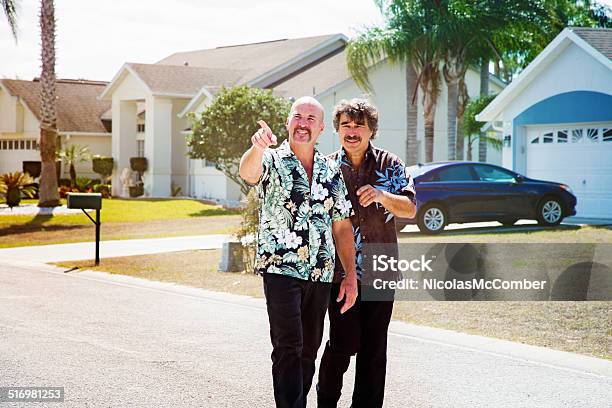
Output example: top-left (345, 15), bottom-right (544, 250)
top-left (235, 188), bottom-right (260, 273)
top-left (75, 177), bottom-right (93, 192)
top-left (129, 184), bottom-right (144, 198)
top-left (130, 157), bottom-right (148, 174)
top-left (92, 156), bottom-right (114, 183)
top-left (93, 184), bottom-right (112, 198)
top-left (22, 161), bottom-right (42, 179)
top-left (0, 172), bottom-right (37, 208)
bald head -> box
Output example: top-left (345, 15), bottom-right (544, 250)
top-left (290, 96), bottom-right (324, 121)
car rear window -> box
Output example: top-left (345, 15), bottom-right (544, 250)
top-left (472, 165), bottom-right (516, 182)
top-left (433, 165), bottom-right (475, 181)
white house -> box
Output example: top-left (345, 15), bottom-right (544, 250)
top-left (0, 78), bottom-right (111, 180)
top-left (477, 28), bottom-right (612, 219)
top-left (117, 34), bottom-right (503, 202)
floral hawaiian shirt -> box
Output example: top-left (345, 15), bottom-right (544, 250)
top-left (329, 143), bottom-right (416, 281)
top-left (254, 140), bottom-right (353, 282)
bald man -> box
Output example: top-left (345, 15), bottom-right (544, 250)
top-left (240, 97), bottom-right (358, 408)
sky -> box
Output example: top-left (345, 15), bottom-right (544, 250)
top-left (0, 0), bottom-right (384, 81)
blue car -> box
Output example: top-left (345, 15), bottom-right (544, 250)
top-left (397, 162), bottom-right (577, 234)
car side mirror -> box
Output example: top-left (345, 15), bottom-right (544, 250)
top-left (514, 175), bottom-right (524, 183)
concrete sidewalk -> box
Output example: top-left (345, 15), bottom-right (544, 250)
top-left (0, 234), bottom-right (230, 267)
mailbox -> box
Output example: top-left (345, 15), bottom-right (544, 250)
top-left (67, 193), bottom-right (102, 210)
top-left (67, 192), bottom-right (102, 265)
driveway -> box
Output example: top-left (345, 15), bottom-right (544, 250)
top-left (1, 262), bottom-right (610, 407)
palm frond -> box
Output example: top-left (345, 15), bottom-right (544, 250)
top-left (1, 0), bottom-right (18, 40)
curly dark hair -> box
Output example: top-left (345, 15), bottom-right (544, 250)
top-left (332, 98), bottom-right (379, 139)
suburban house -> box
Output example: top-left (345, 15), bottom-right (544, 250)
top-left (0, 78), bottom-right (111, 179)
top-left (477, 27), bottom-right (612, 219)
top-left (100, 33), bottom-right (504, 201)
top-left (1, 34), bottom-right (504, 202)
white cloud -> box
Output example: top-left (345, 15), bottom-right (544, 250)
top-left (1, 0), bottom-right (382, 81)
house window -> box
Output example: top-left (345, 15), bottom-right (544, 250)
top-left (587, 128), bottom-right (599, 142)
top-left (603, 129), bottom-right (612, 142)
top-left (556, 130), bottom-right (568, 143)
top-left (137, 123), bottom-right (145, 133)
top-left (542, 132), bottom-right (553, 143)
top-left (530, 136), bottom-right (539, 144)
top-left (137, 140), bottom-right (145, 157)
top-left (1, 140), bottom-right (6, 150)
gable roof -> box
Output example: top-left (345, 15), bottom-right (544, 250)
top-left (477, 27), bottom-right (612, 122)
top-left (1, 78), bottom-right (111, 133)
top-left (158, 34), bottom-right (345, 86)
top-left (572, 27), bottom-right (612, 59)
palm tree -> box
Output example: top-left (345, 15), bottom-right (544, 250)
top-left (436, 0), bottom-right (548, 161)
top-left (346, 0), bottom-right (442, 163)
top-left (1, 0), bottom-right (18, 40)
top-left (58, 144), bottom-right (92, 187)
top-left (37, 0), bottom-right (60, 207)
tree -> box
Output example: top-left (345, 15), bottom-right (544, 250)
top-left (463, 94), bottom-right (502, 161)
top-left (58, 144), bottom-right (92, 187)
top-left (1, 0), bottom-right (18, 40)
top-left (38, 0), bottom-right (60, 207)
top-left (347, 0), bottom-right (442, 163)
top-left (436, 0), bottom-right (547, 160)
top-left (187, 86), bottom-right (290, 196)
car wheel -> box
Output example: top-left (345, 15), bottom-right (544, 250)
top-left (417, 204), bottom-right (446, 234)
top-left (537, 197), bottom-right (563, 226)
top-left (499, 218), bottom-right (518, 227)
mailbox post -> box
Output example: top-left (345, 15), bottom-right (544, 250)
top-left (66, 193), bottom-right (102, 265)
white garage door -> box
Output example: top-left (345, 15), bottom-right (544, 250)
top-left (526, 124), bottom-right (612, 218)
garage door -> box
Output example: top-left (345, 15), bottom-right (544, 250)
top-left (526, 124), bottom-right (612, 218)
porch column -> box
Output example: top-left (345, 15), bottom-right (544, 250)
top-left (111, 100), bottom-right (137, 197)
top-left (144, 97), bottom-right (172, 197)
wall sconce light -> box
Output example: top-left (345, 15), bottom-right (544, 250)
top-left (503, 134), bottom-right (511, 148)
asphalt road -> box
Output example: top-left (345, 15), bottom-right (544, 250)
top-left (0, 262), bottom-right (610, 407)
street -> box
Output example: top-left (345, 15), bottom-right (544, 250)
top-left (0, 262), bottom-right (610, 407)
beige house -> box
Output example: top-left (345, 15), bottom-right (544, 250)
top-left (101, 34), bottom-right (505, 201)
top-left (0, 78), bottom-right (111, 180)
top-left (1, 34), bottom-right (506, 202)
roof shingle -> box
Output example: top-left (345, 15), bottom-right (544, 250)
top-left (571, 27), bottom-right (612, 60)
top-left (1, 79), bottom-right (111, 133)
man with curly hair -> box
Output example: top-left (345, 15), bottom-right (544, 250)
top-left (317, 98), bottom-right (417, 408)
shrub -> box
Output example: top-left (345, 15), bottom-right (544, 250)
top-left (93, 184), bottom-right (112, 198)
top-left (235, 188), bottom-right (260, 273)
top-left (0, 172), bottom-right (36, 208)
top-left (22, 161), bottom-right (42, 179)
top-left (129, 184), bottom-right (144, 198)
top-left (75, 177), bottom-right (93, 192)
top-left (92, 156), bottom-right (114, 183)
top-left (130, 157), bottom-right (148, 174)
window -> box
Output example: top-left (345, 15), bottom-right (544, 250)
top-left (137, 140), bottom-right (145, 157)
top-left (472, 165), bottom-right (516, 182)
top-left (587, 128), bottom-right (599, 142)
top-left (530, 136), bottom-right (539, 144)
top-left (542, 132), bottom-right (553, 143)
top-left (137, 123), bottom-right (145, 133)
top-left (557, 130), bottom-right (568, 143)
top-left (433, 165), bottom-right (475, 182)
top-left (1, 140), bottom-right (6, 150)
top-left (572, 129), bottom-right (583, 143)
top-left (603, 129), bottom-right (612, 142)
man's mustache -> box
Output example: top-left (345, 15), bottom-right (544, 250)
top-left (293, 127), bottom-right (311, 136)
top-left (344, 136), bottom-right (361, 142)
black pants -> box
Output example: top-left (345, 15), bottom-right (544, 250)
top-left (317, 284), bottom-right (394, 408)
top-left (263, 273), bottom-right (331, 408)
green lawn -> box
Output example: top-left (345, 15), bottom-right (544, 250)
top-left (1, 198), bottom-right (239, 226)
top-left (0, 198), bottom-right (242, 248)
